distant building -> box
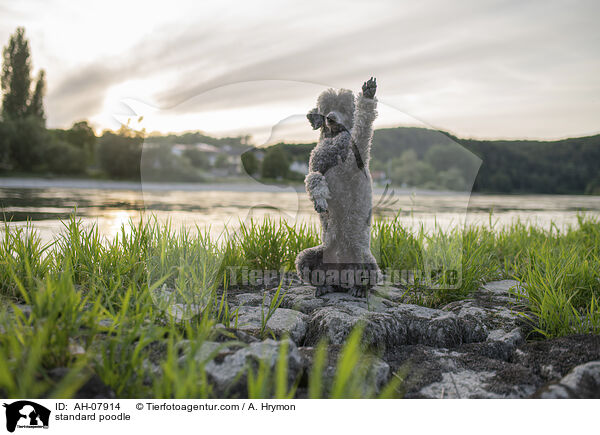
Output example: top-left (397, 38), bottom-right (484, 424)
top-left (160, 142), bottom-right (243, 176)
top-left (289, 161), bottom-right (309, 175)
top-left (371, 170), bottom-right (391, 186)
top-left (172, 143), bottom-right (219, 156)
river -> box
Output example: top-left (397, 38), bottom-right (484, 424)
top-left (1, 178), bottom-right (599, 243)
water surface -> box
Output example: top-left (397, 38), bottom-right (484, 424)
top-left (1, 178), bottom-right (599, 244)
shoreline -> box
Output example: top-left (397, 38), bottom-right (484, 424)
top-left (1, 176), bottom-right (595, 197)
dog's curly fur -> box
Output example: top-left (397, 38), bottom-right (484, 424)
top-left (296, 80), bottom-right (380, 298)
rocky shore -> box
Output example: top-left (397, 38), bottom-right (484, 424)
top-left (16, 279), bottom-right (599, 398)
top-left (201, 280), bottom-right (600, 398)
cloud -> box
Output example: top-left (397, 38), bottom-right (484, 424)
top-left (3, 0), bottom-right (597, 138)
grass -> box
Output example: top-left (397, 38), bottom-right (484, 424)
top-left (0, 213), bottom-right (599, 398)
top-left (259, 280), bottom-right (286, 339)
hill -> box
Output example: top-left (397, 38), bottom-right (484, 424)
top-left (253, 127), bottom-right (600, 194)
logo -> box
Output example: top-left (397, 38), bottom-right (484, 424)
top-left (2, 401), bottom-right (50, 433)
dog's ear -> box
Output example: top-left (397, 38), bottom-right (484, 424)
top-left (307, 108), bottom-right (324, 130)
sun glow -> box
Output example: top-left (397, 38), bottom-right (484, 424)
top-left (90, 80), bottom-right (426, 143)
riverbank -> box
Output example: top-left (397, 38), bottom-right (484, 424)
top-left (0, 176), bottom-right (300, 192)
top-left (0, 176), bottom-right (472, 195)
top-left (2, 177), bottom-right (600, 245)
top-left (0, 215), bottom-right (598, 398)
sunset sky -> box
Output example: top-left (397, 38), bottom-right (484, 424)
top-left (1, 0), bottom-right (599, 143)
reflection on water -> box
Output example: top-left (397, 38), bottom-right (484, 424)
top-left (1, 178), bottom-right (599, 244)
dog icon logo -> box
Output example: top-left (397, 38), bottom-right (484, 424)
top-left (2, 401), bottom-right (50, 432)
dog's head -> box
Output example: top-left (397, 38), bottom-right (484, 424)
top-left (307, 88), bottom-right (355, 137)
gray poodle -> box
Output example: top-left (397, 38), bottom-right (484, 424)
top-left (296, 78), bottom-right (380, 298)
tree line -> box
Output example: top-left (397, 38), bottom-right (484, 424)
top-left (249, 127), bottom-right (600, 194)
top-left (0, 28), bottom-right (146, 179)
top-left (371, 127), bottom-right (600, 194)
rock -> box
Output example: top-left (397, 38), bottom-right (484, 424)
top-left (392, 305), bottom-right (465, 347)
top-left (98, 318), bottom-right (113, 328)
top-left (386, 334), bottom-right (600, 399)
top-left (298, 346), bottom-right (391, 396)
top-left (210, 326), bottom-right (260, 344)
top-left (231, 292), bottom-right (272, 307)
top-left (368, 357), bottom-right (392, 392)
top-left (204, 339), bottom-right (303, 397)
top-left (68, 340), bottom-right (86, 356)
top-left (277, 285), bottom-right (326, 314)
top-left (141, 360), bottom-right (163, 386)
top-left (305, 302), bottom-right (484, 350)
top-left (233, 306), bottom-right (308, 343)
top-left (225, 281), bottom-right (600, 399)
top-left (385, 343), bottom-right (541, 399)
top-left (482, 279), bottom-right (520, 295)
top-left (534, 361), bottom-right (600, 398)
top-left (305, 305), bottom-right (367, 345)
top-left (179, 341), bottom-right (234, 365)
top-left (169, 303), bottom-right (203, 322)
top-left (371, 284), bottom-right (407, 303)
top-left (512, 334), bottom-right (600, 383)
top-left (151, 286), bottom-right (213, 322)
top-left (487, 327), bottom-right (524, 347)
top-left (197, 341), bottom-right (230, 359)
top-left (321, 292), bottom-right (391, 311)
top-left (442, 298), bottom-right (523, 333)
top-left (419, 370), bottom-right (500, 399)
top-left (9, 304), bottom-right (32, 318)
top-left (483, 327), bottom-right (525, 361)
